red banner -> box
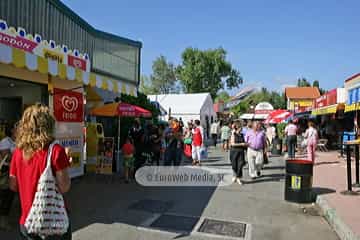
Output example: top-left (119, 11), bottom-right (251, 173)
top-left (54, 88), bottom-right (83, 122)
top-left (68, 55), bottom-right (87, 71)
top-left (315, 89), bottom-right (337, 108)
top-left (0, 32), bottom-right (38, 52)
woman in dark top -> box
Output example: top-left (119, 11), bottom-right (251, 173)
top-left (230, 122), bottom-right (248, 185)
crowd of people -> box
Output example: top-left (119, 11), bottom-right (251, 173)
top-left (0, 102), bottom-right (321, 239)
top-left (123, 117), bottom-right (207, 179)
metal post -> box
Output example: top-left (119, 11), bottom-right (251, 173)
top-left (340, 133), bottom-right (344, 157)
top-left (117, 116), bottom-right (121, 165)
top-left (341, 144), bottom-right (358, 195)
top-left (346, 145), bottom-right (352, 191)
top-left (354, 144), bottom-right (360, 187)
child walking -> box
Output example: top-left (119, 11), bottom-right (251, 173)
top-left (122, 137), bottom-right (135, 183)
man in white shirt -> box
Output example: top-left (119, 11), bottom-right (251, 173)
top-left (210, 120), bottom-right (220, 147)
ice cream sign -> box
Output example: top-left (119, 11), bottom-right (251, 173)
top-left (0, 19), bottom-right (90, 72)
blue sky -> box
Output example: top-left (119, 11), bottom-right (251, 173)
top-left (62, 0), bottom-right (360, 95)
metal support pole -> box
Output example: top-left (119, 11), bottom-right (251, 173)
top-left (354, 145), bottom-right (360, 187)
top-left (341, 144), bottom-right (358, 195)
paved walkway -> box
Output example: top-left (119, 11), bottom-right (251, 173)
top-left (313, 151), bottom-right (360, 240)
top-left (1, 148), bottom-right (338, 240)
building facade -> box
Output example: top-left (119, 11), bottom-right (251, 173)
top-left (0, 0), bottom-right (142, 177)
top-left (0, 0), bottom-right (141, 87)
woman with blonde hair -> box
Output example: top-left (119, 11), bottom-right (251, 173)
top-left (9, 103), bottom-right (72, 239)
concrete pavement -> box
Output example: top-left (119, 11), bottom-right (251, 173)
top-left (0, 147), bottom-right (339, 240)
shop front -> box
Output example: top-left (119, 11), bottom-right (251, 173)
top-left (311, 88), bottom-right (347, 148)
top-left (344, 73), bottom-right (360, 138)
top-left (0, 19), bottom-right (137, 177)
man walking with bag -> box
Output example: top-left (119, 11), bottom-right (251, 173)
top-left (210, 120), bottom-right (220, 147)
top-left (245, 121), bottom-right (267, 179)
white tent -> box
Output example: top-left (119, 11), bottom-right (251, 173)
top-left (148, 93), bottom-right (216, 129)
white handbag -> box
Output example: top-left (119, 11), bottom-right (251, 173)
top-left (24, 142), bottom-right (69, 237)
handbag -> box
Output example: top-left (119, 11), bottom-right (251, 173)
top-left (184, 138), bottom-right (192, 145)
top-left (24, 142), bottom-right (69, 237)
top-left (200, 147), bottom-right (208, 160)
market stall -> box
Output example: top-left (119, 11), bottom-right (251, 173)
top-left (89, 102), bottom-right (152, 174)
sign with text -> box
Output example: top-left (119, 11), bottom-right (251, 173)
top-left (54, 88), bottom-right (83, 122)
top-left (0, 31), bottom-right (38, 52)
top-left (43, 48), bottom-right (64, 63)
top-left (255, 102), bottom-right (273, 114)
top-left (58, 137), bottom-right (82, 168)
top-left (315, 89), bottom-right (337, 108)
top-left (0, 19), bottom-right (90, 71)
top-left (68, 55), bottom-right (86, 71)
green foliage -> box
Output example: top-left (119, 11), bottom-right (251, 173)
top-left (176, 47), bottom-right (243, 99)
top-left (276, 123), bottom-right (287, 139)
top-left (120, 92), bottom-right (159, 118)
top-left (297, 78), bottom-right (311, 87)
top-left (312, 80), bottom-right (320, 88)
top-left (118, 93), bottom-right (160, 145)
top-left (139, 75), bottom-right (153, 95)
top-left (150, 55), bottom-right (178, 94)
top-left (231, 88), bottom-right (286, 115)
top-left (215, 91), bottom-right (231, 103)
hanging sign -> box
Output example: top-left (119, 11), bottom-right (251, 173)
top-left (255, 102), bottom-right (274, 114)
top-left (315, 89), bottom-right (337, 108)
top-left (53, 88), bottom-right (84, 122)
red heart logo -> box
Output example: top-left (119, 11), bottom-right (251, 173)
top-left (61, 96), bottom-right (78, 112)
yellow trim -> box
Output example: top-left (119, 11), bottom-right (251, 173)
top-left (1, 44), bottom-right (132, 95)
top-left (121, 84), bottom-right (127, 94)
top-left (312, 105), bottom-right (338, 115)
top-left (101, 79), bottom-right (108, 90)
top-left (130, 85), bottom-right (135, 96)
top-left (37, 56), bottom-right (48, 74)
top-left (75, 68), bottom-right (83, 83)
top-left (12, 48), bottom-right (25, 68)
top-left (345, 103), bottom-right (358, 112)
top-left (58, 63), bottom-right (67, 79)
top-left (112, 80), bottom-right (118, 93)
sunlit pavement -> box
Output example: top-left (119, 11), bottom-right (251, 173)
top-left (0, 147), bottom-right (339, 240)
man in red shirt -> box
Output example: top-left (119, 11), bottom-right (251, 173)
top-left (192, 120), bottom-right (204, 166)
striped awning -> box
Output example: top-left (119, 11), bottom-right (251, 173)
top-left (0, 43), bottom-right (136, 96)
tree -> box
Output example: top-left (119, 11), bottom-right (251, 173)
top-left (139, 75), bottom-right (153, 95)
top-left (215, 91), bottom-right (230, 103)
top-left (150, 55), bottom-right (178, 94)
top-left (176, 47), bottom-right (243, 99)
top-left (231, 89), bottom-right (286, 115)
top-left (312, 80), bottom-right (320, 88)
top-left (297, 78), bottom-right (311, 87)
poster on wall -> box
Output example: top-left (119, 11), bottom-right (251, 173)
top-left (96, 137), bottom-right (114, 175)
top-left (58, 137), bottom-right (82, 169)
top-left (55, 122), bottom-right (85, 178)
top-left (53, 88), bottom-right (83, 122)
